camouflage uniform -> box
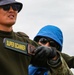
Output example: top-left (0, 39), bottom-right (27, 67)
top-left (48, 53), bottom-right (73, 75)
top-left (18, 31), bottom-right (74, 68)
top-left (28, 25), bottom-right (74, 75)
top-left (0, 31), bottom-right (73, 75)
top-left (0, 31), bottom-right (37, 75)
top-left (61, 53), bottom-right (74, 68)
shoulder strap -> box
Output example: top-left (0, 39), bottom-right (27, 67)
top-left (15, 31), bottom-right (39, 48)
top-left (12, 31), bottom-right (29, 43)
top-left (16, 32), bottom-right (29, 38)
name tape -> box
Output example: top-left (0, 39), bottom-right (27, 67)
top-left (3, 38), bottom-right (28, 55)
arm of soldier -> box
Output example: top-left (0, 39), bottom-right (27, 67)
top-left (47, 52), bottom-right (74, 75)
top-left (61, 52), bottom-right (74, 68)
top-left (29, 46), bottom-right (73, 75)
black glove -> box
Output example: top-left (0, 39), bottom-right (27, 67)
top-left (31, 46), bottom-right (57, 67)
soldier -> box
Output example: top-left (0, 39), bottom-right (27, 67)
top-left (0, 0), bottom-right (73, 75)
top-left (29, 25), bottom-right (74, 75)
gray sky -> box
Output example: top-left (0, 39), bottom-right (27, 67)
top-left (14, 0), bottom-right (74, 72)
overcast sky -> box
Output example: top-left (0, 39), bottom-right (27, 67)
top-left (14, 0), bottom-right (74, 72)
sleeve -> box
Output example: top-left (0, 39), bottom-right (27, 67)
top-left (61, 52), bottom-right (74, 68)
top-left (47, 52), bottom-right (74, 75)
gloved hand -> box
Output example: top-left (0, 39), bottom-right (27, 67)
top-left (31, 46), bottom-right (57, 67)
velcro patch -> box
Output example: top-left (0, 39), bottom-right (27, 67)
top-left (3, 38), bottom-right (28, 55)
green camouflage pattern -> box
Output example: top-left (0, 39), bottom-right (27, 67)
top-left (48, 55), bottom-right (73, 75)
top-left (0, 31), bottom-right (73, 75)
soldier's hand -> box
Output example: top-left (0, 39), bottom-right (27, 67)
top-left (31, 46), bottom-right (57, 67)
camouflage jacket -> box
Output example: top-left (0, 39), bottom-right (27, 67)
top-left (0, 31), bottom-right (73, 75)
top-left (17, 31), bottom-right (74, 68)
top-left (48, 54), bottom-right (73, 75)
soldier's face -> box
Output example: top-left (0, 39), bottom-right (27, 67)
top-left (38, 37), bottom-right (57, 48)
top-left (0, 4), bottom-right (18, 27)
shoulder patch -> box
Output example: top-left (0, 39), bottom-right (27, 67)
top-left (3, 38), bottom-right (28, 55)
top-left (3, 38), bottom-right (36, 56)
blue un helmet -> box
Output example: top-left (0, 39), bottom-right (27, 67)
top-left (34, 25), bottom-right (63, 52)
